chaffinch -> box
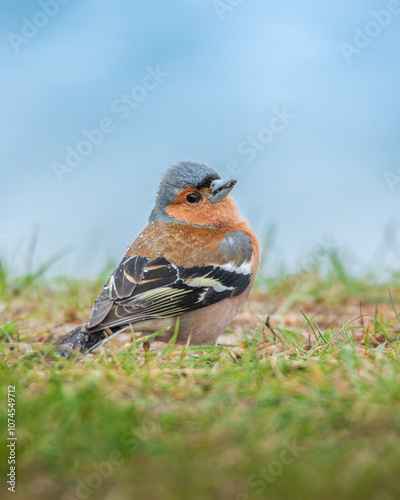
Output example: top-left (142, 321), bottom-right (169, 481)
top-left (54, 161), bottom-right (260, 358)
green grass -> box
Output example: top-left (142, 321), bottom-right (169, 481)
top-left (1, 251), bottom-right (400, 499)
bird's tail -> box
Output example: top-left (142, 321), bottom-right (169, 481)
top-left (53, 324), bottom-right (120, 359)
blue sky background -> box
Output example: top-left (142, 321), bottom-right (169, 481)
top-left (1, 0), bottom-right (400, 278)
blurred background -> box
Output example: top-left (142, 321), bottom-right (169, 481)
top-left (1, 0), bottom-right (399, 278)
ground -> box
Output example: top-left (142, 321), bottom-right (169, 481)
top-left (1, 256), bottom-right (400, 500)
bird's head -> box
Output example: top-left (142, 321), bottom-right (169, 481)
top-left (149, 161), bottom-right (243, 230)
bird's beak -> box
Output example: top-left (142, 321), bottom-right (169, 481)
top-left (209, 179), bottom-right (237, 204)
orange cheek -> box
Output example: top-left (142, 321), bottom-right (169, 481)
top-left (165, 197), bottom-right (245, 231)
top-left (165, 202), bottom-right (213, 226)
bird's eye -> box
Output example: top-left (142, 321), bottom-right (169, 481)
top-left (186, 193), bottom-right (199, 204)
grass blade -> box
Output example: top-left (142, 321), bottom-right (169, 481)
top-left (300, 310), bottom-right (318, 343)
top-left (388, 288), bottom-right (400, 326)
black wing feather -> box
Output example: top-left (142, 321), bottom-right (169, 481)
top-left (86, 232), bottom-right (253, 332)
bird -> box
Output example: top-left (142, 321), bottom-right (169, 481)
top-left (53, 161), bottom-right (260, 359)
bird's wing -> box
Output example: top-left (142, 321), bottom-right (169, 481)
top-left (86, 230), bottom-right (253, 331)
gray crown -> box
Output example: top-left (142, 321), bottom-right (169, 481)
top-left (149, 161), bottom-right (221, 223)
